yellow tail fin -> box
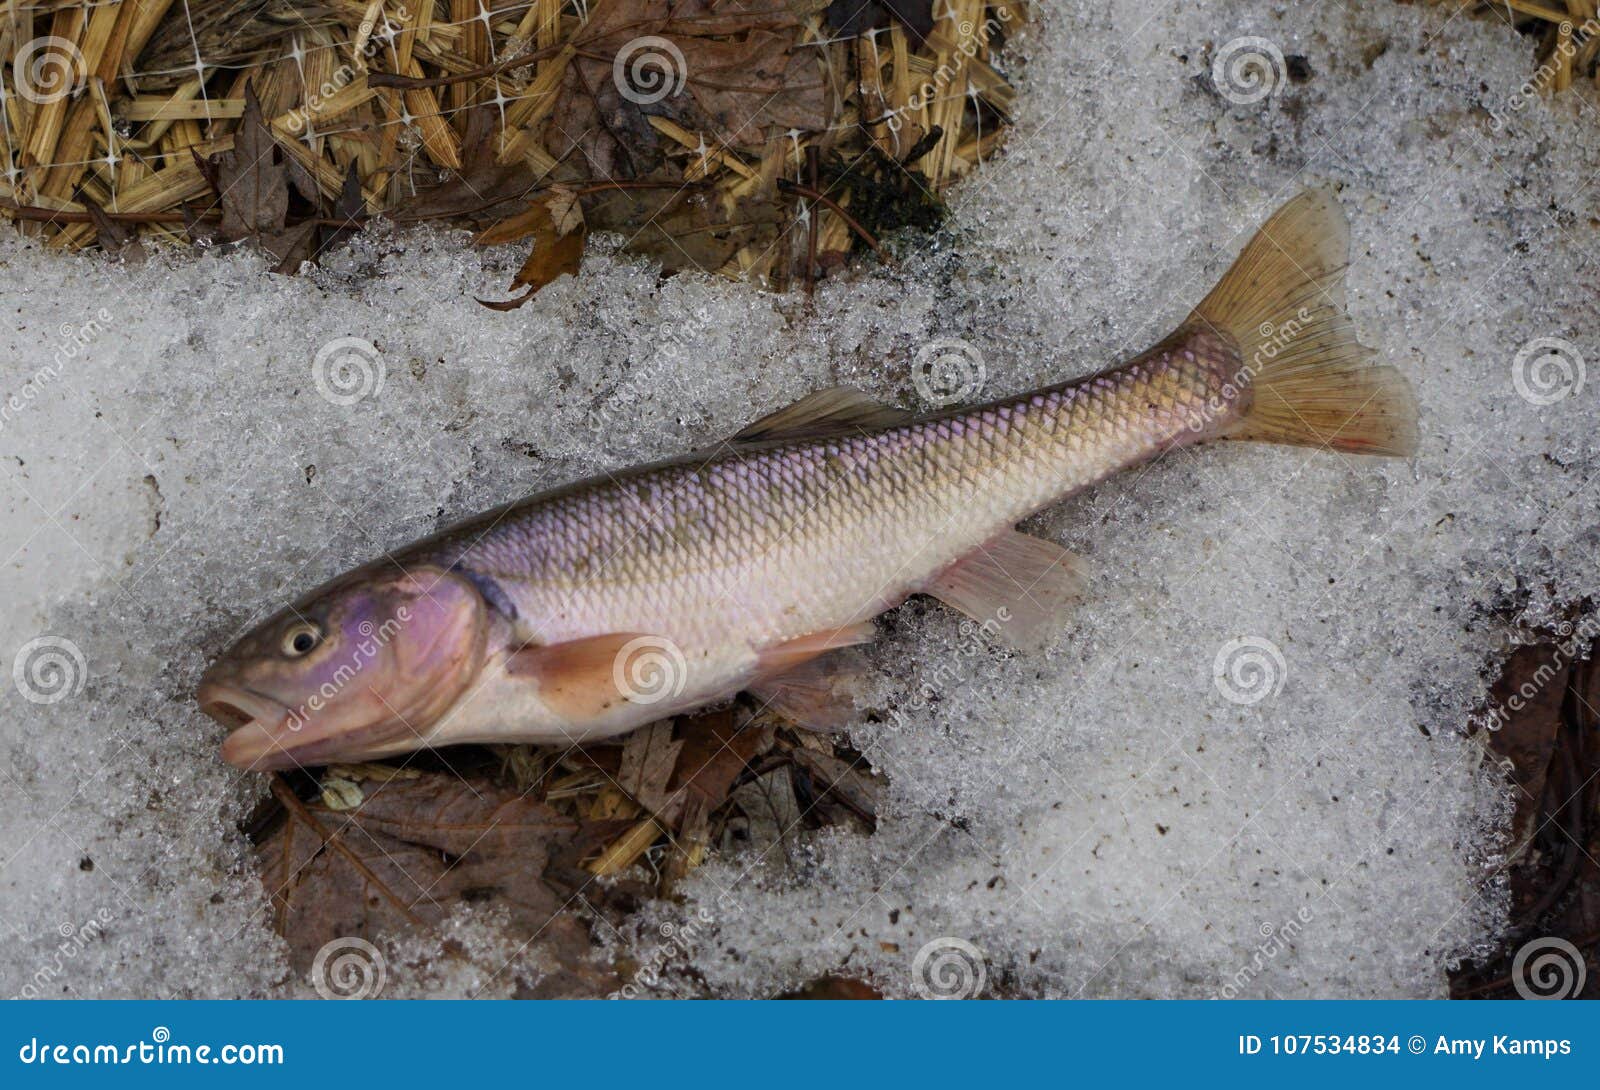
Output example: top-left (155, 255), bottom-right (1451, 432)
top-left (1189, 189), bottom-right (1418, 457)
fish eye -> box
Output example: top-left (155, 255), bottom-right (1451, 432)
top-left (280, 622), bottom-right (322, 658)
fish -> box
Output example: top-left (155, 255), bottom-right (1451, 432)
top-left (198, 190), bottom-right (1418, 771)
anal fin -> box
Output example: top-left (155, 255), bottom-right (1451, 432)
top-left (925, 529), bottom-right (1085, 650)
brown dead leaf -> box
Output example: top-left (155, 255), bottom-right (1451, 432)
top-left (82, 199), bottom-right (147, 266)
top-left (476, 199), bottom-right (587, 309)
top-left (618, 720), bottom-right (684, 819)
top-left (257, 770), bottom-right (618, 995)
top-left (670, 708), bottom-right (774, 815)
top-left (549, 0), bottom-right (830, 178)
top-left (546, 185), bottom-right (584, 236)
top-left (587, 185), bottom-right (781, 275)
top-left (405, 106), bottom-right (539, 222)
top-left (212, 85), bottom-right (288, 242)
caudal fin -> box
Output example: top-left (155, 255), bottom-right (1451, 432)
top-left (1188, 189), bottom-right (1418, 457)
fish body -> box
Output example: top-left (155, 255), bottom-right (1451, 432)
top-left (199, 191), bottom-right (1418, 771)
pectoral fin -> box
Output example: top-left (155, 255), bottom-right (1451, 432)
top-left (925, 529), bottom-right (1085, 650)
top-left (506, 632), bottom-right (677, 721)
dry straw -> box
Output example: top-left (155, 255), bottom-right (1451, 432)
top-left (0, 0), bottom-right (1026, 291)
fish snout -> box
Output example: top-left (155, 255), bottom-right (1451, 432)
top-left (196, 677), bottom-right (297, 770)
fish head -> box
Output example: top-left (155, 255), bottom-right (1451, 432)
top-left (198, 565), bottom-right (489, 771)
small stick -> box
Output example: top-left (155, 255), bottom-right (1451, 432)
top-left (777, 180), bottom-right (892, 264)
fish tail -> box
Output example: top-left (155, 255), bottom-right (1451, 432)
top-left (1188, 189), bottom-right (1419, 457)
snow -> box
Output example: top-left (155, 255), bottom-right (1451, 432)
top-left (3, 0), bottom-right (1597, 998)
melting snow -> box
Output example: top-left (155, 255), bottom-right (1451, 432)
top-left (4, 0), bottom-right (1597, 998)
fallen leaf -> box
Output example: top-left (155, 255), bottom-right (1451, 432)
top-left (212, 85), bottom-right (289, 243)
top-left (81, 199), bottom-right (147, 266)
top-left (617, 720), bottom-right (684, 819)
top-left (545, 185), bottom-right (584, 236)
top-left (257, 771), bottom-right (619, 995)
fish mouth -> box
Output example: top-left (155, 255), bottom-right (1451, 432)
top-left (199, 680), bottom-right (418, 772)
top-left (197, 681), bottom-right (304, 771)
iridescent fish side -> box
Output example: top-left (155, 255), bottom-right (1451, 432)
top-left (198, 191), bottom-right (1418, 771)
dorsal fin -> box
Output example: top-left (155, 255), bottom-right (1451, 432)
top-left (732, 387), bottom-right (912, 443)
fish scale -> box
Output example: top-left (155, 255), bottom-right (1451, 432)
top-left (397, 330), bottom-right (1241, 655)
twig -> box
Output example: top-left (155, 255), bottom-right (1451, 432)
top-left (269, 773), bottom-right (428, 929)
top-left (776, 180), bottom-right (892, 264)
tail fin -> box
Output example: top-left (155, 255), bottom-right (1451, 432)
top-left (1188, 189), bottom-right (1418, 456)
